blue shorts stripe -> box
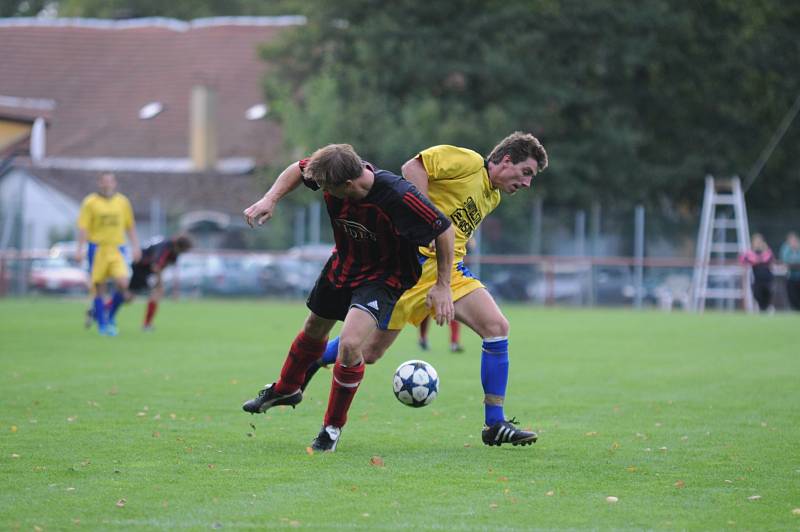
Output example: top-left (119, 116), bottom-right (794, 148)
top-left (456, 261), bottom-right (478, 280)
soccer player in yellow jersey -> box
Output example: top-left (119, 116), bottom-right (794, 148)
top-left (76, 172), bottom-right (141, 336)
top-left (303, 132), bottom-right (548, 447)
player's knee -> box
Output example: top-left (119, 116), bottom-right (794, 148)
top-left (302, 314), bottom-right (331, 339)
top-left (362, 348), bottom-right (386, 365)
top-left (483, 316), bottom-right (509, 338)
top-left (337, 336), bottom-right (364, 366)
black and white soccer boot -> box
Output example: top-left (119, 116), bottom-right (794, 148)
top-left (311, 425), bottom-right (341, 452)
top-left (481, 417), bottom-right (537, 447)
top-left (242, 383), bottom-right (302, 414)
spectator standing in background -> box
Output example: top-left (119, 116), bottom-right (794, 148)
top-left (779, 231), bottom-right (800, 311)
top-left (739, 233), bottom-right (774, 312)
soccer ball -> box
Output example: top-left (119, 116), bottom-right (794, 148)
top-left (392, 360), bottom-right (439, 407)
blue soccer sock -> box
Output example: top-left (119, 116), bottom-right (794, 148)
top-left (108, 291), bottom-right (125, 323)
top-left (481, 337), bottom-right (509, 426)
top-left (320, 337), bottom-right (340, 366)
top-left (93, 295), bottom-right (107, 329)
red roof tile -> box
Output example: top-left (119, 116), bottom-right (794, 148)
top-left (0, 18), bottom-right (301, 164)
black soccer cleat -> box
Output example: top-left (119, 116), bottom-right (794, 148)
top-left (242, 383), bottom-right (302, 414)
top-left (482, 417), bottom-right (538, 447)
top-left (310, 425), bottom-right (341, 452)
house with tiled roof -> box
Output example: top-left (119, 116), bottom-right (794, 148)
top-left (0, 16), bottom-right (304, 249)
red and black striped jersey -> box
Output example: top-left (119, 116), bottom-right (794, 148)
top-left (137, 239), bottom-right (179, 271)
top-left (299, 161), bottom-right (451, 290)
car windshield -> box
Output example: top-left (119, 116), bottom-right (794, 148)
top-left (32, 257), bottom-right (71, 269)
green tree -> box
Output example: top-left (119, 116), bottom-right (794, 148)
top-left (261, 0), bottom-right (800, 220)
top-left (0, 0), bottom-right (49, 17)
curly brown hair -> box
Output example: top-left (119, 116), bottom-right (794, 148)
top-left (487, 132), bottom-right (548, 172)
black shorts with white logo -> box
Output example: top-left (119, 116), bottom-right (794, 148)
top-left (306, 274), bottom-right (404, 330)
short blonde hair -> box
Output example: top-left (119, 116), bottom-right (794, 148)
top-left (305, 144), bottom-right (364, 187)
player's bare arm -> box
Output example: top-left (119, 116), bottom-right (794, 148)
top-left (244, 162), bottom-right (305, 227)
top-left (127, 226), bottom-right (141, 263)
top-left (401, 156), bottom-right (429, 196)
top-left (75, 227), bottom-right (87, 263)
top-left (427, 224), bottom-right (455, 325)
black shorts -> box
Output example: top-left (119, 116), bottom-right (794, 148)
top-left (128, 264), bottom-right (152, 293)
top-left (306, 274), bottom-right (404, 330)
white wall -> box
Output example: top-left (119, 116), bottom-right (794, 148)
top-left (0, 169), bottom-right (80, 249)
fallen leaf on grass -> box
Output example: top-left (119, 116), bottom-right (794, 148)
top-left (116, 498), bottom-right (126, 508)
top-left (674, 480), bottom-right (685, 489)
top-left (305, 447), bottom-right (314, 455)
top-left (11, 453), bottom-right (20, 459)
top-left (10, 426), bottom-right (17, 433)
top-left (748, 495), bottom-right (761, 501)
top-left (67, 416), bottom-right (77, 422)
top-left (152, 431), bottom-right (160, 438)
top-left (545, 491), bottom-right (554, 496)
top-left (489, 503), bottom-right (498, 509)
top-left (626, 466), bottom-right (637, 473)
top-left (585, 431), bottom-right (598, 436)
top-left (792, 508), bottom-right (800, 515)
top-left (370, 456), bottom-right (385, 467)
top-left (606, 496), bottom-right (619, 503)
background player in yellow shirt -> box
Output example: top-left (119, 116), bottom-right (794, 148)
top-left (76, 172), bottom-right (141, 336)
top-left (303, 132), bottom-right (547, 447)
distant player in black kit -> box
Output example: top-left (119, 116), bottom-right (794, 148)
top-left (241, 144), bottom-right (454, 452)
top-left (129, 234), bottom-right (193, 330)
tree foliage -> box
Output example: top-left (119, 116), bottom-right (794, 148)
top-left (261, 0), bottom-right (800, 213)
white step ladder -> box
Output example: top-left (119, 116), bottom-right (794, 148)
top-left (690, 176), bottom-right (754, 312)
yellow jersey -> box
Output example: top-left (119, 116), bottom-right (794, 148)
top-left (417, 145), bottom-right (501, 260)
top-left (77, 193), bottom-right (134, 246)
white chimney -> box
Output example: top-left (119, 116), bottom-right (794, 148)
top-left (30, 117), bottom-right (46, 163)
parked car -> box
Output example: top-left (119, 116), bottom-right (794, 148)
top-left (28, 257), bottom-right (90, 294)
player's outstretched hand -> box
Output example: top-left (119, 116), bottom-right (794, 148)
top-left (243, 196), bottom-right (277, 228)
top-left (426, 284), bottom-right (454, 326)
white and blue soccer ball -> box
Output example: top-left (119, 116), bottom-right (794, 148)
top-left (393, 360), bottom-right (439, 407)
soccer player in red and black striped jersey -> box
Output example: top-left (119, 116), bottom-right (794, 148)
top-left (241, 144), bottom-right (454, 452)
top-left (129, 234), bottom-right (192, 330)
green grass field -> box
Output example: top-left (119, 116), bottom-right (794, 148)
top-left (1, 298), bottom-right (798, 530)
